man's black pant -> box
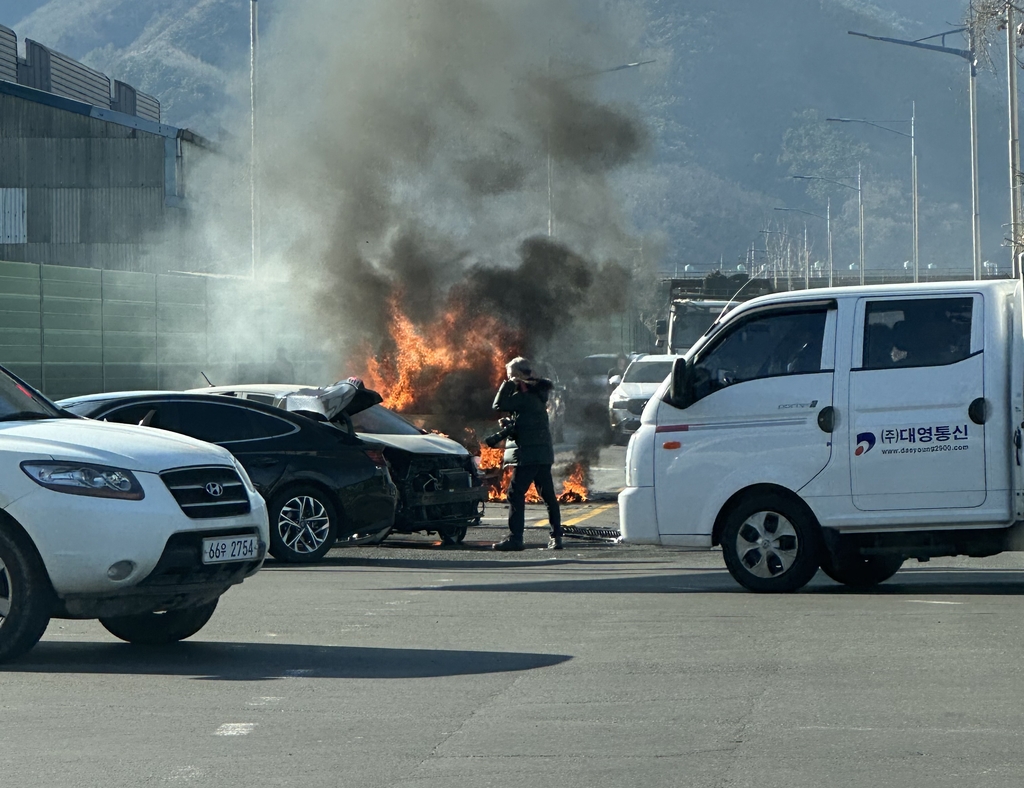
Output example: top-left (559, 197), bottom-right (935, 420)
top-left (507, 463), bottom-right (562, 540)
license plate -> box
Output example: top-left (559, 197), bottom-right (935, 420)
top-left (202, 536), bottom-right (260, 564)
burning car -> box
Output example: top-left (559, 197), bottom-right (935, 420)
top-left (188, 383), bottom-right (488, 545)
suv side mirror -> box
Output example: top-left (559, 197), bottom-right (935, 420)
top-left (609, 374), bottom-right (622, 387)
top-left (668, 357), bottom-right (694, 409)
top-left (655, 319), bottom-right (668, 336)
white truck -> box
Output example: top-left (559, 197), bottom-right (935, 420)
top-left (620, 279), bottom-right (1024, 592)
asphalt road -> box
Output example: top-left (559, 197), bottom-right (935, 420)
top-left (5, 446), bottom-right (1024, 787)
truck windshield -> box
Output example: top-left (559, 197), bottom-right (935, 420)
top-left (671, 306), bottom-right (723, 350)
top-left (0, 370), bottom-right (63, 421)
top-left (623, 361), bottom-right (675, 383)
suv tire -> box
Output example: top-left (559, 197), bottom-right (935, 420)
top-left (100, 599), bottom-right (218, 644)
top-left (721, 492), bottom-right (821, 593)
top-left (0, 525), bottom-right (53, 663)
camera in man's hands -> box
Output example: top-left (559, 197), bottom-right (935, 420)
top-left (483, 416), bottom-right (517, 448)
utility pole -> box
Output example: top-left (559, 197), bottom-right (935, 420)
top-left (828, 110), bottom-right (918, 280)
top-left (804, 223), bottom-right (810, 290)
top-left (1008, 2), bottom-right (1022, 277)
top-left (912, 102), bottom-right (919, 280)
top-left (858, 162), bottom-right (865, 285)
top-left (827, 197), bottom-right (833, 287)
top-left (850, 27), bottom-right (982, 279)
top-left (249, 0), bottom-right (260, 280)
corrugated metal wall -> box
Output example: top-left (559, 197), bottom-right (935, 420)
top-left (0, 261), bottom-right (328, 400)
top-left (0, 25), bottom-right (16, 83)
top-left (22, 40), bottom-right (111, 109)
top-left (0, 94), bottom-right (174, 270)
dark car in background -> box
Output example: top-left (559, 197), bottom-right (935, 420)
top-left (58, 392), bottom-right (398, 564)
top-left (530, 360), bottom-right (567, 444)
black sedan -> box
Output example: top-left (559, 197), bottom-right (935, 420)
top-left (58, 392), bottom-right (398, 564)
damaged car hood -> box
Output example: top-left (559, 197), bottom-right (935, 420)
top-left (280, 381), bottom-right (382, 421)
top-left (360, 432), bottom-right (470, 456)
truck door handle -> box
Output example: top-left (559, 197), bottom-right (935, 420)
top-left (817, 406), bottom-right (835, 433)
top-left (968, 397), bottom-right (987, 425)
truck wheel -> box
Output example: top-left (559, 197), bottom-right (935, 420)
top-left (820, 550), bottom-right (903, 588)
top-left (0, 526), bottom-right (53, 663)
top-left (268, 486), bottom-right (338, 563)
top-left (720, 492), bottom-right (821, 593)
top-left (100, 600), bottom-right (218, 645)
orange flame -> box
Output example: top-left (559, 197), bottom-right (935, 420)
top-left (362, 294), bottom-right (517, 413)
top-left (556, 461), bottom-right (590, 504)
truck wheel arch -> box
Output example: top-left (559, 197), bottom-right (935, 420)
top-left (711, 483), bottom-right (820, 547)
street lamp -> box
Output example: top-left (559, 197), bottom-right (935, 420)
top-left (793, 170), bottom-right (861, 282)
top-left (827, 109), bottom-right (918, 282)
top-left (546, 59), bottom-right (653, 237)
top-left (775, 203), bottom-right (832, 286)
top-left (849, 27), bottom-right (981, 279)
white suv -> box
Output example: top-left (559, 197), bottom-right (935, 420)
top-left (0, 368), bottom-right (268, 661)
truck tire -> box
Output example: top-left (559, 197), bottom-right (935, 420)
top-left (720, 492), bottom-right (821, 593)
top-left (820, 550), bottom-right (903, 588)
top-left (0, 525), bottom-right (53, 663)
top-left (100, 599), bottom-right (218, 645)
top-left (268, 486), bottom-right (338, 563)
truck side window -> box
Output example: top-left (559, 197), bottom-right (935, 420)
top-left (691, 309), bottom-right (827, 402)
top-left (862, 297), bottom-right (972, 369)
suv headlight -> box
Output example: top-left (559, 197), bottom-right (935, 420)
top-left (21, 461), bottom-right (145, 500)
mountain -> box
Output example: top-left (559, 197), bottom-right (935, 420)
top-left (1, 0), bottom-right (1016, 274)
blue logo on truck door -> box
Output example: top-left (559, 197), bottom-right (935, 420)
top-left (855, 432), bottom-right (876, 456)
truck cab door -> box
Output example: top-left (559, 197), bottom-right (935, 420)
top-left (848, 294), bottom-right (986, 510)
top-left (654, 301), bottom-right (837, 537)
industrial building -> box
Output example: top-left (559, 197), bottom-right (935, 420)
top-left (0, 23), bottom-right (276, 399)
top-left (0, 23), bottom-right (208, 272)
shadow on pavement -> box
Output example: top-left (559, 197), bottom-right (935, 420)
top-left (413, 567), bottom-right (1024, 595)
top-left (4, 642), bottom-right (572, 680)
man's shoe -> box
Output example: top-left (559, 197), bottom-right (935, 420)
top-left (491, 537), bottom-right (524, 552)
top-left (547, 536), bottom-right (563, 551)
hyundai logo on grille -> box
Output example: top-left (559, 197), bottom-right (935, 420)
top-left (205, 482), bottom-right (224, 498)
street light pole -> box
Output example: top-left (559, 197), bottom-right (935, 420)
top-left (545, 58), bottom-right (652, 238)
top-left (774, 206), bottom-right (832, 286)
top-left (792, 173), bottom-right (858, 284)
top-left (827, 113), bottom-right (918, 281)
top-left (858, 162), bottom-right (865, 285)
top-left (849, 27), bottom-right (981, 279)
top-left (1007, 2), bottom-right (1022, 276)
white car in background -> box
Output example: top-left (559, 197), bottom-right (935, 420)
top-left (608, 354), bottom-right (682, 444)
top-left (187, 383), bottom-right (487, 545)
top-left (0, 368), bottom-right (268, 662)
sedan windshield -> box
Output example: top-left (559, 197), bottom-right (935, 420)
top-left (349, 404), bottom-right (424, 436)
top-left (0, 370), bottom-right (63, 420)
top-left (623, 361), bottom-right (675, 384)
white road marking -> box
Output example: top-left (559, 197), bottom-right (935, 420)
top-left (214, 723), bottom-right (256, 736)
top-left (906, 600), bottom-right (964, 605)
top-left (246, 697), bottom-right (283, 707)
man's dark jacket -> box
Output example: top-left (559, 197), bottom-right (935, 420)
top-left (493, 378), bottom-right (555, 466)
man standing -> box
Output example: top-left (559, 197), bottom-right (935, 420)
top-left (491, 357), bottom-right (563, 551)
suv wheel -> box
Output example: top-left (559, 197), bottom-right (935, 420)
top-left (0, 526), bottom-right (53, 663)
top-left (268, 486), bottom-right (338, 563)
top-left (100, 599), bottom-right (218, 645)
